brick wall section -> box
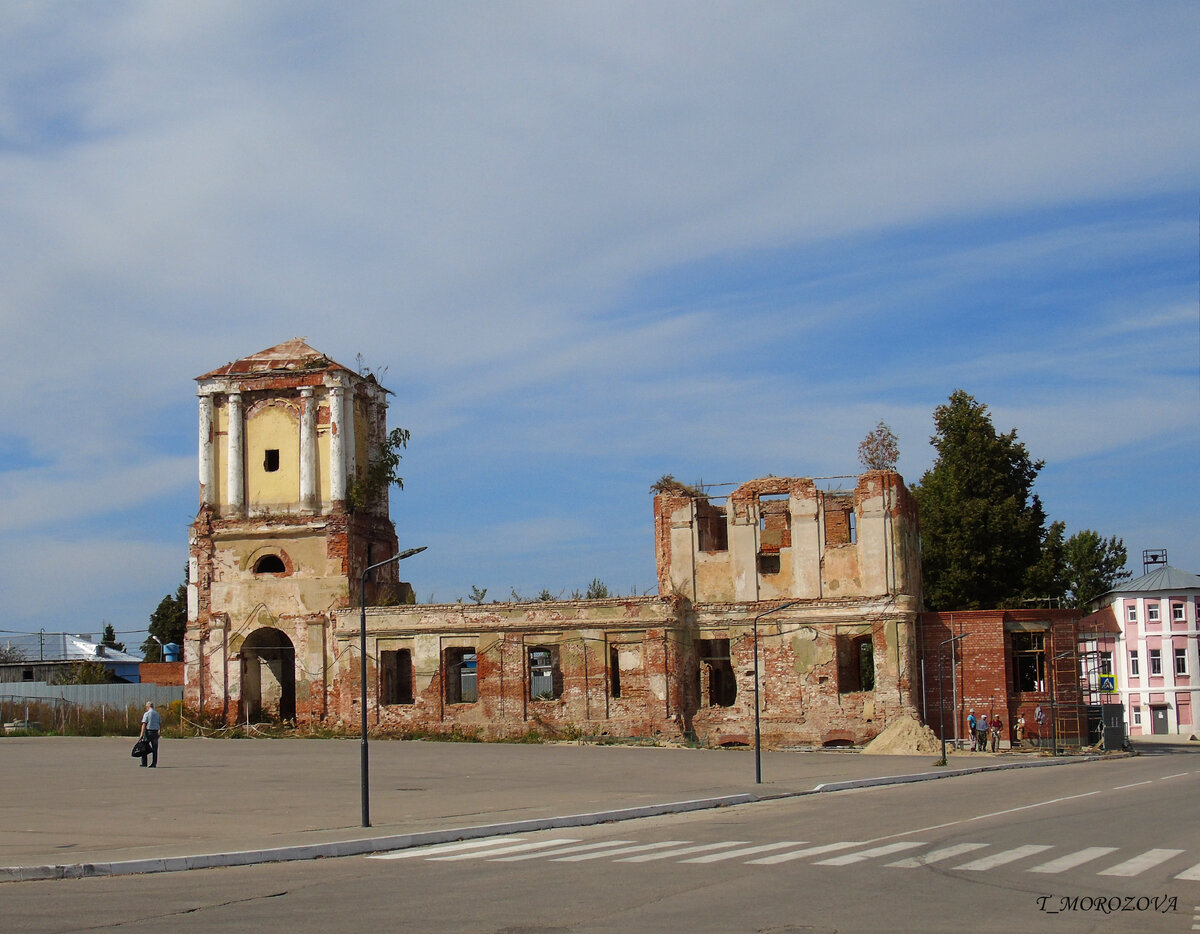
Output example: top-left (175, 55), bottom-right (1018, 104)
top-left (919, 609), bottom-right (1086, 747)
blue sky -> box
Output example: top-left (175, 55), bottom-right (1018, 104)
top-left (0, 3), bottom-right (1197, 647)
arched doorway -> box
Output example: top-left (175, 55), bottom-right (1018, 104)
top-left (240, 628), bottom-right (296, 722)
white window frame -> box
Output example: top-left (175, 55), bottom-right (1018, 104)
top-left (1148, 604), bottom-right (1160, 622)
top-left (1149, 648), bottom-right (1162, 676)
top-left (1133, 707), bottom-right (1142, 725)
top-left (1175, 647), bottom-right (1188, 676)
top-left (1126, 604), bottom-right (1138, 623)
top-left (1130, 651), bottom-right (1139, 676)
top-left (1173, 603), bottom-right (1186, 622)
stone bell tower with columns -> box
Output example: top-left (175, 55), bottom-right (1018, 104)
top-left (185, 339), bottom-right (403, 725)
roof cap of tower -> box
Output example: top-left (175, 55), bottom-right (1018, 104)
top-left (196, 338), bottom-right (357, 380)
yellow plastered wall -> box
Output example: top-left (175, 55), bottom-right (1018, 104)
top-left (246, 404), bottom-right (300, 508)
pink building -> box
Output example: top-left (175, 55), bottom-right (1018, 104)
top-left (1082, 564), bottom-right (1200, 737)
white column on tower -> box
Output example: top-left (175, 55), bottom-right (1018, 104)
top-left (299, 387), bottom-right (318, 510)
top-left (198, 393), bottom-right (215, 506)
top-left (329, 386), bottom-right (347, 503)
top-left (227, 392), bottom-right (245, 516)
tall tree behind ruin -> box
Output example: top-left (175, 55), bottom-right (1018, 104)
top-left (911, 390), bottom-right (1048, 611)
top-left (142, 573), bottom-right (187, 660)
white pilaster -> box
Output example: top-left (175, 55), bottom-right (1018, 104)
top-left (227, 392), bottom-right (245, 516)
top-left (300, 387), bottom-right (318, 510)
top-left (343, 387), bottom-right (357, 489)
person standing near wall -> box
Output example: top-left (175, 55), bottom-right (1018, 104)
top-left (967, 710), bottom-right (977, 751)
top-left (139, 701), bottom-right (162, 768)
top-left (1035, 705), bottom-right (1046, 748)
top-left (977, 713), bottom-right (989, 752)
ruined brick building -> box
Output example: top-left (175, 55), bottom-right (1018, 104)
top-left (185, 341), bottom-right (923, 746)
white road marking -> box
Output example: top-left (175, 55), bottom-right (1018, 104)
top-left (1029, 847), bottom-right (1119, 874)
top-left (681, 842), bottom-right (809, 863)
top-left (747, 842), bottom-right (862, 865)
top-left (367, 836), bottom-right (524, 859)
top-left (492, 840), bottom-right (636, 861)
top-left (815, 841), bottom-right (925, 865)
top-left (1098, 848), bottom-right (1184, 877)
top-left (1174, 862), bottom-right (1200, 881)
top-left (552, 841), bottom-right (690, 862)
top-left (954, 845), bottom-right (1053, 870)
top-left (615, 841), bottom-right (750, 863)
top-left (428, 838), bottom-right (579, 861)
top-left (888, 843), bottom-right (989, 867)
top-left (1113, 781), bottom-right (1153, 790)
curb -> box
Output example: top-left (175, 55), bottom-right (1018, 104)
top-left (0, 753), bottom-right (1107, 883)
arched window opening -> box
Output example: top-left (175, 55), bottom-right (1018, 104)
top-left (254, 554), bottom-right (286, 574)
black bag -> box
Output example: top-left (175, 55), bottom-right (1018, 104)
top-left (131, 737), bottom-right (151, 758)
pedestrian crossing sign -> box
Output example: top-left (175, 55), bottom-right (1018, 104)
top-left (1099, 674), bottom-right (1117, 692)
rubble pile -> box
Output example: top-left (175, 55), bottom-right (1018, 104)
top-left (861, 712), bottom-right (942, 755)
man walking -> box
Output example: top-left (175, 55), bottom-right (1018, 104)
top-left (139, 701), bottom-right (162, 768)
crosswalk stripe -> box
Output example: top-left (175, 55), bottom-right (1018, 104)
top-left (492, 840), bottom-right (637, 862)
top-left (552, 841), bottom-right (691, 862)
top-left (1174, 862), bottom-right (1200, 881)
top-left (615, 842), bottom-right (750, 863)
top-left (1029, 847), bottom-right (1119, 874)
top-left (681, 842), bottom-right (809, 864)
top-left (888, 843), bottom-right (989, 867)
top-left (1099, 849), bottom-right (1185, 877)
top-left (367, 836), bottom-right (524, 860)
top-left (747, 842), bottom-right (862, 865)
top-left (428, 838), bottom-right (579, 861)
top-left (816, 842), bottom-right (926, 866)
top-left (954, 845), bottom-right (1053, 870)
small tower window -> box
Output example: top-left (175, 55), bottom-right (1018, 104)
top-left (254, 554), bottom-right (286, 574)
top-left (264, 449), bottom-right (280, 472)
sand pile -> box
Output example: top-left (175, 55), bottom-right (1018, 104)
top-left (861, 712), bottom-right (942, 755)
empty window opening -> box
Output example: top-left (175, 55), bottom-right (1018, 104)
top-left (696, 638), bottom-right (736, 707)
top-left (757, 553), bottom-right (781, 575)
top-left (696, 501), bottom-right (728, 553)
top-left (837, 633), bottom-right (875, 693)
top-left (444, 648), bottom-right (477, 704)
top-left (380, 649), bottom-right (413, 705)
top-left (528, 645), bottom-right (562, 701)
top-left (757, 495), bottom-right (791, 552)
top-left (1011, 632), bottom-right (1046, 693)
top-left (609, 646), bottom-right (621, 698)
top-left (264, 449), bottom-right (280, 472)
top-left (1149, 648), bottom-right (1162, 676)
top-left (22, 668), bottom-right (33, 682)
top-left (253, 554), bottom-right (286, 574)
top-left (825, 496), bottom-right (856, 546)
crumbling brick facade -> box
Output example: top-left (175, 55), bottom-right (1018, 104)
top-left (184, 342), bottom-right (929, 746)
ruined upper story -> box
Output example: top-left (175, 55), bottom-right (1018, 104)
top-left (194, 338), bottom-right (391, 519)
top-left (654, 471), bottom-right (921, 605)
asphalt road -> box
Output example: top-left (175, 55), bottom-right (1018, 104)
top-left (6, 746), bottom-right (1198, 934)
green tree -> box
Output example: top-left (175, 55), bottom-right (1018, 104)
top-left (348, 427), bottom-right (411, 512)
top-left (857, 420), bottom-right (900, 471)
top-left (53, 660), bottom-right (113, 685)
top-left (585, 578), bottom-right (610, 600)
top-left (911, 390), bottom-right (1048, 611)
top-left (468, 585), bottom-right (488, 605)
top-left (142, 575), bottom-right (187, 661)
top-left (100, 623), bottom-right (125, 653)
top-left (1063, 530), bottom-right (1129, 609)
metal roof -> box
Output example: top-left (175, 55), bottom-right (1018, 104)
top-left (1106, 565), bottom-right (1200, 596)
top-left (0, 633), bottom-right (144, 665)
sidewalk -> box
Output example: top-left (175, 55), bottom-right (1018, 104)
top-left (0, 736), bottom-right (1113, 881)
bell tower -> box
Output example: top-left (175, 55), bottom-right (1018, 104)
top-left (184, 339), bottom-right (403, 724)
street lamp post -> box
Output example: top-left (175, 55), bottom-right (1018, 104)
top-left (937, 633), bottom-right (969, 766)
top-left (753, 600), bottom-right (800, 784)
top-left (360, 545), bottom-right (427, 827)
